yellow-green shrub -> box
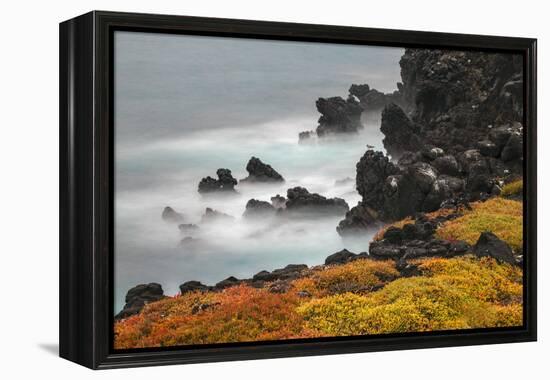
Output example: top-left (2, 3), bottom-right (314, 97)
top-left (292, 259), bottom-right (398, 296)
top-left (436, 197), bottom-right (522, 251)
top-left (298, 256), bottom-right (522, 336)
top-left (500, 179), bottom-right (523, 197)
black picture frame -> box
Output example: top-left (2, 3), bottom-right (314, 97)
top-left (59, 10), bottom-right (537, 370)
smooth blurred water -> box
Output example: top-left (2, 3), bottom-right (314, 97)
top-left (114, 31), bottom-right (403, 312)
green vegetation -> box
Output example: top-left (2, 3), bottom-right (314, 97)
top-left (436, 197), bottom-right (523, 251)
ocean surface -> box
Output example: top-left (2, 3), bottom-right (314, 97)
top-left (114, 31), bottom-right (404, 312)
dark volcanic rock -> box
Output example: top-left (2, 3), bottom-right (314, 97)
top-left (215, 276), bottom-right (241, 289)
top-left (380, 103), bottom-right (424, 158)
top-left (356, 150), bottom-right (400, 215)
top-left (179, 280), bottom-right (210, 294)
top-left (349, 84), bottom-right (406, 111)
top-left (477, 140), bottom-right (500, 157)
top-left (501, 133), bottom-right (523, 162)
top-left (325, 249), bottom-right (358, 265)
top-left (252, 264), bottom-right (308, 282)
top-left (162, 206), bottom-right (184, 223)
top-left (336, 202), bottom-right (378, 235)
top-left (473, 231), bottom-right (516, 264)
top-left (240, 157), bottom-right (285, 183)
top-left (115, 283), bottom-right (165, 320)
top-left (315, 96), bottom-right (363, 136)
top-left (432, 155), bottom-right (459, 176)
top-left (201, 208), bottom-right (235, 223)
top-left (285, 187), bottom-right (349, 216)
top-left (243, 199), bottom-right (276, 218)
top-left (198, 168), bottom-right (238, 193)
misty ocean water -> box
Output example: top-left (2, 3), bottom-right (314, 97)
top-left (114, 32), bottom-right (403, 312)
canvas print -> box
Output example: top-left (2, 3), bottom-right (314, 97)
top-left (113, 31), bottom-right (524, 349)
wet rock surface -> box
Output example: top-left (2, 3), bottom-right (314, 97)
top-left (243, 199), bottom-right (276, 218)
top-left (285, 187), bottom-right (349, 216)
top-left (240, 157), bottom-right (285, 183)
top-left (198, 169), bottom-right (238, 193)
top-left (299, 96), bottom-right (363, 140)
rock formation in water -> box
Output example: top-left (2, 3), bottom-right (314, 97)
top-left (161, 206), bottom-right (184, 223)
top-left (349, 83), bottom-right (406, 112)
top-left (337, 48), bottom-right (524, 235)
top-left (198, 168), bottom-right (238, 193)
top-left (240, 157), bottom-right (285, 183)
top-left (285, 187), bottom-right (349, 215)
top-left (285, 186), bottom-right (349, 216)
top-left (298, 96), bottom-right (363, 141)
top-left (115, 283), bottom-right (165, 320)
top-left (243, 199), bottom-right (277, 218)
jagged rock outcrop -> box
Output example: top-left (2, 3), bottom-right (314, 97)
top-left (368, 213), bottom-right (470, 262)
top-left (473, 231), bottom-right (518, 265)
top-left (338, 149), bottom-right (470, 235)
top-left (316, 96), bottom-right (363, 136)
top-left (161, 206), bottom-right (184, 223)
top-left (243, 199), bottom-right (276, 218)
top-left (240, 157), bottom-right (284, 183)
top-left (325, 249), bottom-right (360, 265)
top-left (299, 96), bottom-right (363, 140)
top-left (379, 49), bottom-right (523, 158)
top-left (285, 187), bottom-right (349, 216)
top-left (252, 264), bottom-right (308, 282)
top-left (115, 283), bottom-right (165, 320)
top-left (198, 169), bottom-right (238, 193)
top-left (380, 103), bottom-right (424, 157)
top-left (336, 202), bottom-right (379, 236)
top-left (179, 280), bottom-right (210, 294)
top-left (349, 83), bottom-right (406, 111)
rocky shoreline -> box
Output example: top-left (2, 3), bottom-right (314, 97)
top-left (116, 47), bottom-right (525, 322)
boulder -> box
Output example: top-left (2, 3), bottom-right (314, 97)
top-left (285, 187), bottom-right (349, 216)
top-left (240, 157), bottom-right (285, 183)
top-left (325, 249), bottom-right (357, 265)
top-left (336, 202), bottom-right (378, 236)
top-left (198, 168), bottom-right (238, 193)
top-left (501, 133), bottom-right (523, 162)
top-left (315, 96), bottom-right (363, 136)
top-left (215, 276), bottom-right (241, 289)
top-left (179, 280), bottom-right (210, 294)
top-left (477, 140), bottom-right (500, 158)
top-left (473, 232), bottom-right (516, 264)
top-left (252, 264), bottom-right (308, 282)
top-left (432, 155), bottom-right (459, 176)
top-left (115, 283), bottom-right (165, 320)
top-left (243, 199), bottom-right (276, 218)
top-left (380, 103), bottom-right (424, 158)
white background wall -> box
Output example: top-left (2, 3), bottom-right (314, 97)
top-left (0, 0), bottom-right (546, 378)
